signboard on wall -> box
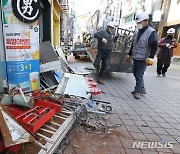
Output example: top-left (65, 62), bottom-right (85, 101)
top-left (113, 1), bottom-right (121, 25)
top-left (12, 0), bottom-right (41, 23)
top-left (2, 0), bottom-right (40, 92)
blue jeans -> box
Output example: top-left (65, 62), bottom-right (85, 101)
top-left (93, 50), bottom-right (111, 77)
top-left (133, 59), bottom-right (147, 93)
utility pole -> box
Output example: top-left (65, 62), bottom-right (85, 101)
top-left (157, 0), bottom-right (171, 40)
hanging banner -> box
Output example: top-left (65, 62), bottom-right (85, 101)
top-left (2, 0), bottom-right (40, 92)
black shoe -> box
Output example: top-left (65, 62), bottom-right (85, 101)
top-left (162, 74), bottom-right (166, 77)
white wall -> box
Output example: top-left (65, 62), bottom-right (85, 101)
top-left (167, 0), bottom-right (180, 22)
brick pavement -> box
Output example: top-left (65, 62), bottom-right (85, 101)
top-left (64, 57), bottom-right (180, 154)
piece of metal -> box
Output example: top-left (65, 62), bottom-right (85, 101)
top-left (54, 114), bottom-right (67, 120)
top-left (48, 121), bottom-right (61, 127)
top-left (13, 94), bottom-right (34, 108)
top-left (44, 125), bottom-right (57, 132)
top-left (39, 128), bottom-right (55, 134)
top-left (36, 133), bottom-right (54, 144)
top-left (0, 94), bottom-right (12, 105)
top-left (38, 113), bottom-right (75, 154)
top-left (55, 73), bottom-right (90, 99)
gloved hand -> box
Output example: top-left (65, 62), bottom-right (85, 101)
top-left (146, 58), bottom-right (154, 66)
top-left (166, 43), bottom-right (171, 49)
top-left (125, 55), bottom-right (131, 62)
top-left (102, 38), bottom-right (107, 44)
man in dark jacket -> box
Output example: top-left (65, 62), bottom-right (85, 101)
top-left (94, 22), bottom-right (118, 84)
top-left (126, 12), bottom-right (158, 99)
top-left (157, 28), bottom-right (177, 77)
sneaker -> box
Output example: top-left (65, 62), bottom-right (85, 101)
top-left (141, 88), bottom-right (146, 94)
top-left (133, 92), bottom-right (140, 99)
top-left (132, 89), bottom-right (146, 95)
top-left (157, 74), bottom-right (161, 77)
top-left (97, 77), bottom-right (104, 84)
top-left (162, 74), bottom-right (166, 77)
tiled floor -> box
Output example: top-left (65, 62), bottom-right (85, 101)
top-left (62, 57), bottom-right (180, 154)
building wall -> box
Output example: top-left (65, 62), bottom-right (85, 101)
top-left (51, 0), bottom-right (61, 46)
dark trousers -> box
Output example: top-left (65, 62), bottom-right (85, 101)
top-left (133, 59), bottom-right (147, 93)
top-left (157, 57), bottom-right (171, 75)
top-left (93, 50), bottom-right (111, 78)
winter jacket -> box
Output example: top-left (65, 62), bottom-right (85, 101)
top-left (128, 25), bottom-right (158, 60)
top-left (132, 26), bottom-right (156, 61)
top-left (94, 29), bottom-right (118, 51)
top-left (157, 37), bottom-right (177, 58)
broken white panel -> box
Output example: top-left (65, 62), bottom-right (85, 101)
top-left (40, 60), bottom-right (62, 73)
top-left (2, 110), bottom-right (30, 141)
top-left (1, 110), bottom-right (33, 145)
top-left (55, 73), bottom-right (91, 99)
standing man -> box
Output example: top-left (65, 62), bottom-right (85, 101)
top-left (126, 12), bottom-right (158, 99)
top-left (157, 28), bottom-right (177, 77)
top-left (94, 22), bottom-right (118, 84)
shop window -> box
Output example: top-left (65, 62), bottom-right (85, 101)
top-left (125, 14), bottom-right (134, 24)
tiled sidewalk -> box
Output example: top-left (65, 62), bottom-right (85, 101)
top-left (64, 58), bottom-right (180, 154)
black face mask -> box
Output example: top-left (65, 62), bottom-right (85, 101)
top-left (167, 35), bottom-right (173, 39)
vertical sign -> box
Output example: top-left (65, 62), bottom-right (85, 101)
top-left (2, 0), bottom-right (40, 92)
top-left (113, 1), bottom-right (121, 25)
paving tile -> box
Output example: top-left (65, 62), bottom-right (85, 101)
top-left (143, 133), bottom-right (161, 142)
top-left (151, 117), bottom-right (167, 123)
top-left (128, 115), bottom-right (142, 121)
top-left (109, 114), bottom-right (123, 125)
top-left (165, 128), bottom-right (180, 136)
top-left (121, 119), bottom-right (135, 126)
top-left (108, 147), bottom-right (126, 154)
top-left (170, 143), bottom-right (180, 153)
top-left (124, 148), bottom-right (142, 154)
top-left (141, 150), bottom-right (158, 154)
top-left (158, 152), bottom-right (173, 154)
top-left (144, 121), bottom-right (160, 128)
top-left (158, 134), bottom-right (178, 144)
top-left (151, 127), bottom-right (169, 135)
top-left (173, 136), bottom-right (180, 144)
top-left (170, 123), bottom-right (180, 130)
top-left (140, 116), bottom-right (155, 122)
top-left (163, 117), bottom-right (179, 124)
top-left (138, 126), bottom-right (154, 134)
top-left (130, 132), bottom-right (147, 141)
top-left (93, 145), bottom-right (110, 154)
top-left (117, 113), bottom-right (130, 120)
top-left (155, 147), bottom-right (174, 153)
top-left (158, 122), bottom-right (174, 129)
top-left (106, 135), bottom-right (122, 147)
top-left (133, 120), bottom-right (148, 127)
top-left (126, 125), bottom-right (141, 133)
top-left (120, 138), bottom-right (134, 149)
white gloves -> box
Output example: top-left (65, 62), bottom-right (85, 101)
top-left (102, 38), bottom-right (107, 44)
top-left (166, 43), bottom-right (171, 49)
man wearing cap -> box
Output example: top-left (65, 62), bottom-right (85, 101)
top-left (157, 28), bottom-right (177, 77)
top-left (126, 12), bottom-right (158, 99)
top-left (93, 21), bottom-right (118, 84)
